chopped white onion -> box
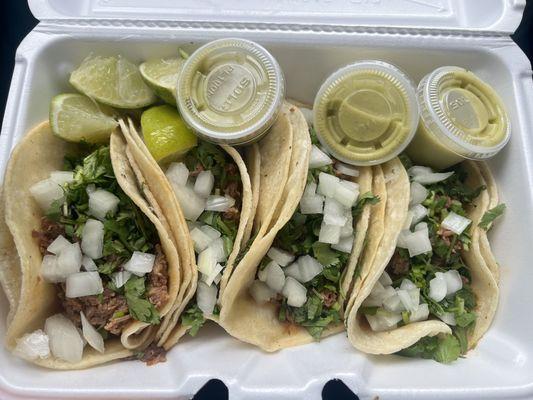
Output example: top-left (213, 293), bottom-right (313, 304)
top-left (124, 251), bottom-right (155, 276)
top-left (379, 271), bottom-right (393, 286)
top-left (429, 275), bottom-right (447, 302)
top-left (408, 288), bottom-right (420, 306)
top-left (409, 303), bottom-right (430, 323)
top-left (402, 228), bottom-right (432, 257)
top-left (190, 227), bottom-right (214, 253)
top-left (88, 189), bottom-right (120, 220)
top-left (81, 256), bottom-right (98, 272)
top-left (85, 184), bottom-right (96, 195)
top-left (46, 235), bottom-right (70, 255)
top-left (318, 221), bottom-right (341, 244)
top-left (409, 165), bottom-right (454, 185)
top-left (199, 225), bottom-right (221, 240)
top-left (14, 329), bottom-right (50, 361)
top-left (201, 263), bottom-right (224, 286)
top-left (297, 255), bottom-right (324, 283)
top-left (366, 311), bottom-right (402, 332)
top-left (249, 280), bottom-right (275, 304)
top-left (397, 289), bottom-right (417, 312)
top-left (400, 278), bottom-right (416, 290)
top-left (50, 171), bottom-right (75, 186)
top-left (197, 281), bottom-right (218, 315)
top-left (166, 162), bottom-right (189, 187)
top-left (263, 261), bottom-right (286, 292)
top-left (332, 235), bottom-right (354, 253)
top-left (81, 219), bottom-right (104, 260)
top-left (57, 242), bottom-right (82, 278)
top-left (363, 285), bottom-right (396, 307)
top-left (66, 271), bottom-right (104, 298)
top-left (409, 182), bottom-right (428, 206)
top-left (194, 170), bottom-right (215, 198)
top-left (340, 211), bottom-right (353, 238)
top-left (44, 314), bottom-right (84, 363)
top-left (29, 178), bottom-right (64, 211)
top-left (309, 145), bottom-right (333, 168)
top-left (267, 247), bottom-right (295, 267)
top-left (283, 262), bottom-right (303, 282)
top-left (213, 273), bottom-right (222, 285)
top-left (303, 182), bottom-right (318, 197)
top-left (205, 195), bottom-right (235, 212)
top-left (382, 293), bottom-right (403, 312)
top-left (414, 221), bottom-right (428, 234)
top-left (335, 162), bottom-right (359, 177)
top-left (80, 312), bottom-right (105, 353)
top-left (40, 255), bottom-right (62, 283)
top-left (438, 311), bottom-right (457, 326)
top-left (410, 204), bottom-right (428, 226)
top-left (171, 184), bottom-right (206, 221)
top-left (402, 211), bottom-right (414, 230)
top-left (334, 180), bottom-right (359, 208)
top-left (441, 212), bottom-right (471, 235)
top-left (197, 247), bottom-right (217, 276)
top-left (300, 194), bottom-right (324, 214)
top-left (317, 172), bottom-right (340, 197)
top-left (208, 237), bottom-right (227, 263)
top-left (282, 277), bottom-right (307, 307)
top-left (323, 197), bottom-right (348, 226)
top-left (444, 270), bottom-right (463, 296)
top-left (111, 270), bottom-right (131, 288)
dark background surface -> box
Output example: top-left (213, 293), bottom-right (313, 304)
top-left (0, 1), bottom-right (531, 399)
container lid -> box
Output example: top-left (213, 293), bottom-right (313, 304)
top-left (29, 0), bottom-right (525, 34)
top-left (313, 61), bottom-right (419, 166)
top-left (176, 38), bottom-right (284, 145)
top-left (417, 66), bottom-right (511, 160)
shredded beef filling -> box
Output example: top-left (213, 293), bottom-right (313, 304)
top-left (139, 343), bottom-right (167, 366)
top-left (147, 244), bottom-right (169, 309)
top-left (32, 218), bottom-right (65, 255)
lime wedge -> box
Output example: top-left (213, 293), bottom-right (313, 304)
top-left (141, 105), bottom-right (198, 163)
top-left (49, 93), bottom-right (118, 143)
top-left (69, 55), bottom-right (157, 109)
top-left (140, 57), bottom-right (186, 105)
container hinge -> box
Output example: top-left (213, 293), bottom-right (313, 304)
top-left (35, 19), bottom-right (511, 39)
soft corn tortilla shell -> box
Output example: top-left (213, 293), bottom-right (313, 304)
top-left (242, 143), bottom-right (261, 246)
top-left (1, 122), bottom-right (135, 368)
top-left (110, 132), bottom-right (181, 350)
top-left (252, 103), bottom-right (294, 239)
top-left (119, 118), bottom-right (254, 345)
top-left (461, 161), bottom-right (499, 348)
top-left (477, 162), bottom-right (500, 283)
top-left (220, 105), bottom-right (374, 351)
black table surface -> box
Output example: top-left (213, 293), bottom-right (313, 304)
top-left (0, 1), bottom-right (532, 399)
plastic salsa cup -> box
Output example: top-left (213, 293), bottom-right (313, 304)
top-left (313, 60), bottom-right (419, 166)
top-left (176, 38), bottom-right (285, 145)
top-left (406, 66), bottom-right (511, 170)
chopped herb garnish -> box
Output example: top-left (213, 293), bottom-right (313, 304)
top-left (478, 203), bottom-right (506, 230)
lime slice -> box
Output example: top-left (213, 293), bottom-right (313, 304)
top-left (140, 57), bottom-right (186, 105)
top-left (49, 93), bottom-right (118, 143)
top-left (69, 55), bottom-right (157, 109)
top-left (141, 105), bottom-right (198, 163)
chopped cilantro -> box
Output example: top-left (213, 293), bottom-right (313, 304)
top-left (478, 204), bottom-right (506, 230)
top-left (181, 303), bottom-right (206, 336)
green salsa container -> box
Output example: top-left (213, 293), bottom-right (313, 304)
top-left (313, 60), bottom-right (419, 166)
top-left (176, 38), bottom-right (285, 145)
top-left (406, 66), bottom-right (511, 170)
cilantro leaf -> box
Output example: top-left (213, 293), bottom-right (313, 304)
top-left (398, 334), bottom-right (461, 363)
top-left (124, 276), bottom-right (160, 325)
top-left (352, 192), bottom-right (379, 218)
top-left (478, 204), bottom-right (506, 230)
top-left (312, 242), bottom-right (339, 267)
top-left (433, 334), bottom-right (461, 363)
top-left (181, 303), bottom-right (206, 336)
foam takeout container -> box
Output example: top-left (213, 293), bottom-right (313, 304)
top-left (1, 0), bottom-right (533, 398)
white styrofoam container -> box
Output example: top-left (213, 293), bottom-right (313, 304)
top-left (1, 1), bottom-right (533, 399)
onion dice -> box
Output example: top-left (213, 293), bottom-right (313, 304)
top-left (171, 184), bottom-right (206, 221)
top-left (300, 194), bottom-right (324, 214)
top-left (50, 171), bottom-right (74, 186)
top-left (282, 277), bottom-right (307, 307)
top-left (14, 329), bottom-right (50, 361)
top-left (205, 195), bottom-right (235, 212)
top-left (263, 261), bottom-right (285, 292)
top-left (249, 280), bottom-right (275, 304)
top-left (80, 312), bottom-right (105, 353)
top-left (44, 314), bottom-right (84, 363)
top-left (124, 251), bottom-right (155, 276)
top-left (190, 227), bottom-right (214, 253)
top-left (81, 219), bottom-right (104, 260)
top-left (57, 243), bottom-right (82, 278)
top-left (309, 145), bottom-right (333, 168)
top-left (88, 189), bottom-right (120, 220)
top-left (318, 221), bottom-right (341, 244)
top-left (444, 270), bottom-right (463, 296)
top-left (331, 235), bottom-right (354, 253)
top-left (441, 212), bottom-right (471, 235)
top-left (296, 255), bottom-right (324, 283)
top-left (194, 170), bottom-right (215, 198)
top-left (323, 197), bottom-right (348, 226)
top-left (47, 235), bottom-right (70, 255)
top-left (197, 281), bottom-right (217, 315)
top-left (29, 178), bottom-right (64, 211)
top-left (267, 247), bottom-right (295, 267)
top-left (166, 162), bottom-right (189, 186)
top-left (65, 271), bottom-right (104, 298)
top-left (409, 182), bottom-right (428, 206)
top-left (429, 274), bottom-right (447, 302)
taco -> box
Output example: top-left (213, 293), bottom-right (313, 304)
top-left (0, 122), bottom-right (182, 369)
top-left (219, 103), bottom-right (380, 351)
top-left (117, 116), bottom-right (256, 347)
top-left (346, 158), bottom-right (501, 363)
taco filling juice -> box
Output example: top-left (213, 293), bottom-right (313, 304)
top-left (360, 157), bottom-right (491, 362)
top-left (20, 146), bottom-right (169, 364)
top-left (249, 129), bottom-right (377, 339)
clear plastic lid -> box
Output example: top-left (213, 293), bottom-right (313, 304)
top-left (313, 60), bottom-right (419, 166)
top-left (418, 66), bottom-right (511, 160)
top-left (176, 38), bottom-right (284, 145)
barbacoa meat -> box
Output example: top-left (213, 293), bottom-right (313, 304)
top-left (58, 286), bottom-right (130, 335)
top-left (32, 218), bottom-right (65, 255)
top-left (147, 244), bottom-right (169, 309)
top-left (139, 343), bottom-right (167, 366)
